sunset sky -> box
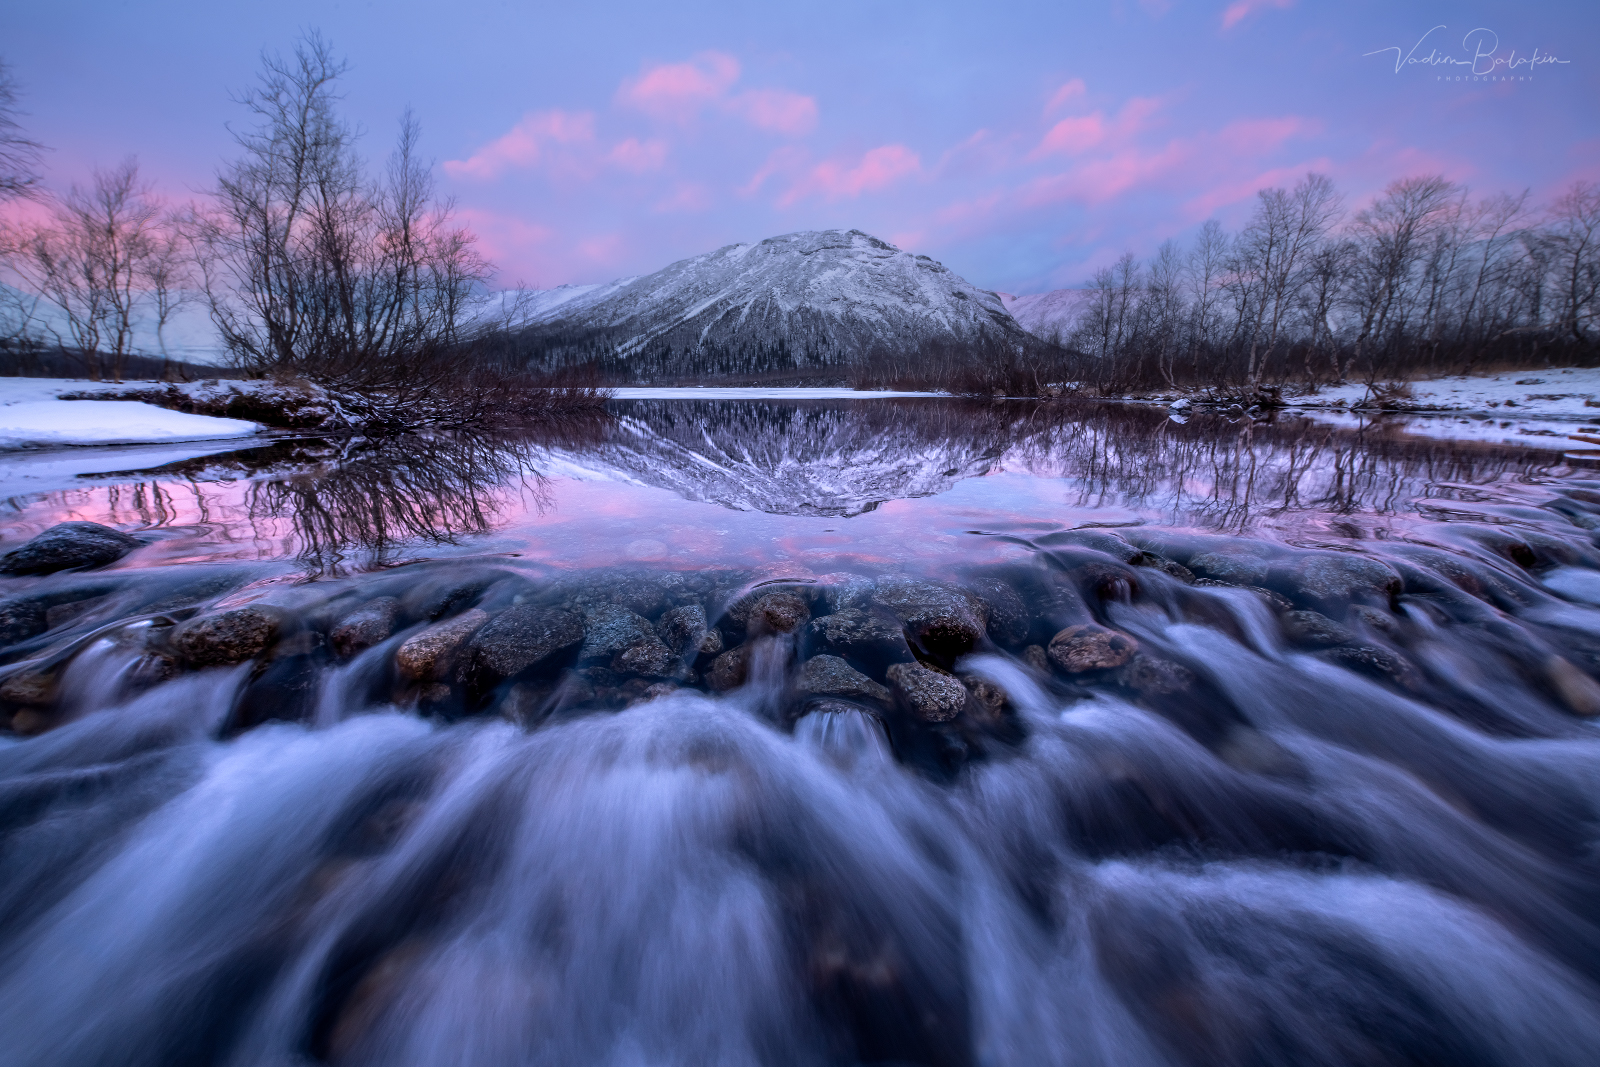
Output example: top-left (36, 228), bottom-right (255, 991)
top-left (6, 1), bottom-right (1596, 294)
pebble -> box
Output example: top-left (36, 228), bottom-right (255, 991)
top-left (1048, 624), bottom-right (1139, 673)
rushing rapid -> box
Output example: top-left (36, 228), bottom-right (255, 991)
top-left (4, 399), bottom-right (1600, 1066)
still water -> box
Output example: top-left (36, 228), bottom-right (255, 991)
top-left (2, 398), bottom-right (1599, 1066)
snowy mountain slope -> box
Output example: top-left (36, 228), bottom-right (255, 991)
top-left (516, 229), bottom-right (1029, 357)
top-left (998, 288), bottom-right (1097, 342)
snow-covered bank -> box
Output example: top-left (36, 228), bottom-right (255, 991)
top-left (1289, 368), bottom-right (1600, 419)
top-left (0, 378), bottom-right (260, 450)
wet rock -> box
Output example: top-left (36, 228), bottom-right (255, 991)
top-left (1281, 610), bottom-right (1354, 649)
top-left (232, 647), bottom-right (322, 732)
top-left (1037, 529), bottom-right (1141, 562)
top-left (658, 603), bottom-right (722, 656)
top-left (172, 607), bottom-right (280, 666)
top-left (395, 608), bottom-right (489, 681)
top-left (330, 597), bottom-right (400, 658)
top-left (43, 595), bottom-right (111, 630)
top-left (613, 636), bottom-right (677, 679)
top-left (0, 596), bottom-right (48, 647)
top-left (706, 645), bottom-right (750, 691)
top-left (0, 521), bottom-right (142, 576)
top-left (399, 572), bottom-right (496, 622)
top-left (873, 576), bottom-right (987, 658)
top-left (128, 651), bottom-right (180, 688)
top-left (639, 682), bottom-right (681, 703)
top-left (1135, 554), bottom-right (1196, 583)
top-left (1545, 656), bottom-right (1600, 716)
top-left (815, 573), bottom-right (875, 613)
top-left (1115, 653), bottom-right (1197, 697)
top-left (467, 604), bottom-right (584, 683)
top-left (1282, 553), bottom-right (1401, 612)
top-left (1069, 560), bottom-right (1141, 603)
top-left (578, 605), bottom-right (657, 662)
top-left (807, 608), bottom-right (912, 664)
top-left (604, 575), bottom-right (670, 618)
top-left (1192, 580), bottom-right (1295, 612)
top-left (0, 669), bottom-right (55, 707)
top-left (1048, 624), bottom-right (1139, 673)
top-left (1187, 551), bottom-right (1271, 587)
top-left (1347, 605), bottom-right (1397, 634)
top-left (8, 708), bottom-right (54, 736)
top-left (796, 655), bottom-right (891, 703)
top-left (748, 591), bottom-right (810, 635)
top-left (1022, 644), bottom-right (1051, 672)
top-left (1316, 644), bottom-right (1420, 690)
top-left (887, 661), bottom-right (967, 722)
top-left (1215, 725), bottom-right (1305, 779)
top-left (960, 674), bottom-right (1009, 720)
top-left (967, 576), bottom-right (1030, 645)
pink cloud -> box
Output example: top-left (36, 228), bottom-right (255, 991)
top-left (655, 183), bottom-right (713, 213)
top-left (1183, 158), bottom-right (1336, 218)
top-left (1023, 141), bottom-right (1194, 206)
top-left (728, 89), bottom-right (819, 136)
top-left (617, 51), bottom-right (741, 121)
top-left (1216, 115), bottom-right (1319, 155)
top-left (577, 233), bottom-right (627, 266)
top-left (740, 146), bottom-right (809, 197)
top-left (608, 137), bottom-right (669, 174)
top-left (1220, 0), bottom-right (1293, 31)
top-left (617, 52), bottom-right (817, 136)
top-left (443, 110), bottom-right (595, 180)
top-left (777, 144), bottom-right (922, 207)
top-left (1045, 78), bottom-right (1087, 115)
top-left (1029, 96), bottom-right (1163, 160)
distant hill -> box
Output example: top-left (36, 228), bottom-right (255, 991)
top-left (504, 229), bottom-right (1039, 380)
top-left (997, 288), bottom-right (1097, 343)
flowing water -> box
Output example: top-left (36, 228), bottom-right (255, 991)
top-left (3, 398), bottom-right (1600, 1066)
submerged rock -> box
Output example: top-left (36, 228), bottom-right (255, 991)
top-left (705, 645), bottom-right (750, 691)
top-left (578, 605), bottom-right (657, 663)
top-left (172, 607), bottom-right (280, 666)
top-left (658, 603), bottom-right (722, 656)
top-left (873, 576), bottom-right (987, 658)
top-left (1280, 610), bottom-right (1354, 649)
top-left (1283, 553), bottom-right (1402, 611)
top-left (0, 522), bottom-right (142, 576)
top-left (0, 597), bottom-right (48, 647)
top-left (330, 597), bottom-right (400, 658)
top-left (887, 661), bottom-right (967, 722)
top-left (807, 608), bottom-right (911, 664)
top-left (796, 655), bottom-right (891, 703)
top-left (1047, 624), bottom-right (1138, 673)
top-left (748, 591), bottom-right (811, 635)
top-left (468, 605), bottom-right (584, 682)
top-left (396, 609), bottom-right (489, 681)
top-left (613, 636), bottom-right (677, 679)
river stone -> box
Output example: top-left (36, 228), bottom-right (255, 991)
top-left (1281, 610), bottom-right (1353, 649)
top-left (1545, 657), bottom-right (1600, 716)
top-left (1285, 553), bottom-right (1401, 611)
top-left (1048, 624), bottom-right (1138, 673)
top-left (1187, 551), bottom-right (1271, 587)
top-left (658, 604), bottom-right (722, 656)
top-left (396, 608), bottom-right (489, 681)
top-left (614, 636), bottom-right (677, 678)
top-left (873, 576), bottom-right (987, 657)
top-left (967, 577), bottom-right (1030, 645)
top-left (578, 605), bottom-right (657, 662)
top-left (330, 597), bottom-right (401, 658)
top-left (705, 645), bottom-right (749, 691)
top-left (807, 608), bottom-right (911, 663)
top-left (0, 670), bottom-right (55, 707)
top-left (797, 655), bottom-right (891, 703)
top-left (172, 607), bottom-right (280, 666)
top-left (1022, 644), bottom-right (1050, 672)
top-left (1316, 644), bottom-right (1418, 689)
top-left (468, 604), bottom-right (584, 681)
top-left (748, 591), bottom-right (810, 635)
top-left (887, 661), bottom-right (967, 722)
top-left (0, 522), bottom-right (142, 576)
top-left (1115, 653), bottom-right (1197, 696)
top-left (1036, 529), bottom-right (1142, 562)
top-left (816, 573), bottom-right (875, 613)
top-left (0, 597), bottom-right (48, 647)
top-left (960, 674), bottom-right (1008, 720)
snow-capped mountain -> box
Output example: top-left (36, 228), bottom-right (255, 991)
top-left (997, 288), bottom-right (1097, 343)
top-left (512, 229), bottom-right (1029, 358)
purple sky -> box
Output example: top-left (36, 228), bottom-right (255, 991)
top-left (6, 1), bottom-right (1597, 294)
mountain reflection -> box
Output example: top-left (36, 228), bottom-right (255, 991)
top-left (589, 400), bottom-right (1566, 527)
top-left (26, 400), bottom-right (1569, 568)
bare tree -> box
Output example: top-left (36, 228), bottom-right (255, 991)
top-left (1546, 181), bottom-right (1600, 348)
top-left (12, 160), bottom-right (164, 381)
top-left (0, 58), bottom-right (44, 203)
top-left (189, 32), bottom-right (491, 401)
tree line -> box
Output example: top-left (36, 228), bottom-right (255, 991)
top-left (1060, 172), bottom-right (1600, 396)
